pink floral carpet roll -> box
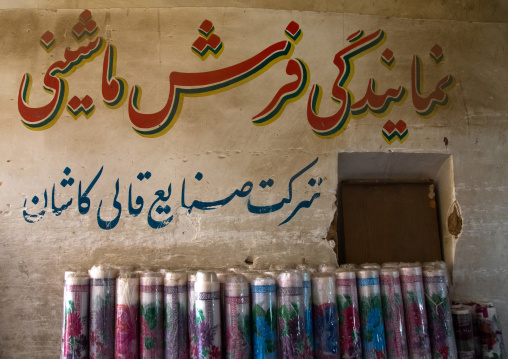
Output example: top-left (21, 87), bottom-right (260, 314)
top-left (277, 271), bottom-right (307, 359)
top-left (225, 274), bottom-right (252, 359)
top-left (164, 271), bottom-right (188, 359)
top-left (334, 269), bottom-right (362, 359)
top-left (380, 268), bottom-right (408, 359)
top-left (140, 272), bottom-right (164, 359)
top-left (423, 268), bottom-right (457, 359)
top-left (115, 271), bottom-right (139, 359)
top-left (90, 265), bottom-right (118, 359)
top-left (399, 266), bottom-right (431, 359)
top-left (61, 272), bottom-right (90, 359)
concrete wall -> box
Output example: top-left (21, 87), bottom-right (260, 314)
top-left (0, 2), bottom-right (507, 357)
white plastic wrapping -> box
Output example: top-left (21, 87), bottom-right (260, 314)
top-left (318, 263), bottom-right (339, 273)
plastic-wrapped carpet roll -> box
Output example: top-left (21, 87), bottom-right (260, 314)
top-left (272, 264), bottom-right (295, 271)
top-left (423, 262), bottom-right (452, 299)
top-left (380, 268), bottom-right (408, 359)
top-left (476, 304), bottom-right (505, 359)
top-left (188, 271), bottom-right (198, 359)
top-left (263, 270), bottom-right (281, 279)
top-left (277, 271), bottom-right (307, 359)
top-left (423, 268), bottom-right (457, 359)
top-left (399, 266), bottom-right (432, 359)
top-left (319, 263), bottom-right (339, 273)
top-left (399, 262), bottom-right (422, 268)
top-left (115, 271), bottom-right (139, 359)
top-left (140, 272), bottom-right (164, 359)
top-left (340, 263), bottom-right (359, 270)
top-left (452, 306), bottom-right (475, 359)
top-left (61, 272), bottom-right (90, 359)
top-left (312, 273), bottom-right (339, 359)
top-left (225, 274), bottom-right (252, 359)
top-left (89, 265), bottom-right (118, 359)
top-left (297, 264), bottom-right (317, 273)
top-left (357, 269), bottom-right (387, 359)
top-left (135, 268), bottom-right (151, 276)
top-left (195, 271), bottom-right (222, 359)
top-left (422, 262), bottom-right (439, 269)
top-left (299, 269), bottom-right (314, 358)
top-left (217, 271), bottom-right (230, 359)
top-left (361, 263), bottom-right (381, 270)
top-left (334, 269), bottom-right (362, 359)
top-left (164, 271), bottom-right (188, 359)
top-left (229, 265), bottom-right (249, 274)
top-left (251, 275), bottom-right (277, 359)
top-left (239, 270), bottom-right (261, 283)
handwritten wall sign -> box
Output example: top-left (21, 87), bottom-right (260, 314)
top-left (18, 10), bottom-right (455, 142)
top-left (23, 158), bottom-right (322, 230)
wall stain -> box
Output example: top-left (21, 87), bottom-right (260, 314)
top-left (448, 201), bottom-right (463, 237)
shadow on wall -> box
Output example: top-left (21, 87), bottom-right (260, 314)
top-left (335, 152), bottom-right (461, 278)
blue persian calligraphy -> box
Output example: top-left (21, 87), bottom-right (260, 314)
top-left (22, 158), bottom-right (322, 230)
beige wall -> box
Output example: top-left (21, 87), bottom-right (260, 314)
top-left (0, 2), bottom-right (507, 357)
